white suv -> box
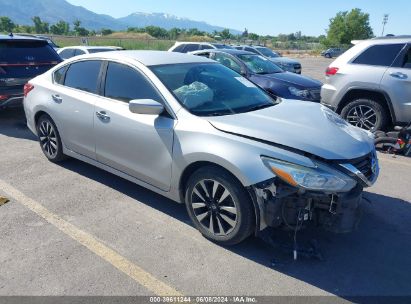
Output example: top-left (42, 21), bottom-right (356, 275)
top-left (321, 36), bottom-right (411, 131)
top-left (168, 42), bottom-right (233, 53)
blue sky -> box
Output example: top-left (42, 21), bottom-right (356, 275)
top-left (67, 0), bottom-right (411, 36)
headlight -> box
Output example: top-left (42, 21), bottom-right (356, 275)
top-left (288, 86), bottom-right (311, 99)
top-left (262, 157), bottom-right (350, 192)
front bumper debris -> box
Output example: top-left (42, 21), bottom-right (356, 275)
top-left (252, 179), bottom-right (363, 234)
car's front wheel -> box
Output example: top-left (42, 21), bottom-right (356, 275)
top-left (36, 114), bottom-right (66, 162)
top-left (185, 166), bottom-right (255, 245)
top-left (325, 53), bottom-right (331, 58)
top-left (341, 98), bottom-right (388, 131)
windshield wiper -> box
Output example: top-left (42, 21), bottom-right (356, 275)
top-left (243, 103), bottom-right (274, 113)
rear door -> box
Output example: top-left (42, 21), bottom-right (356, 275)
top-left (94, 61), bottom-right (175, 191)
top-left (348, 43), bottom-right (405, 92)
top-left (51, 60), bottom-right (102, 159)
top-left (381, 44), bottom-right (411, 123)
top-left (0, 39), bottom-right (61, 94)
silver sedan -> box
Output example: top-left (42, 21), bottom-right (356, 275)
top-left (24, 51), bottom-right (379, 245)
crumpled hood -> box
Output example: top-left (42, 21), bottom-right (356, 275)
top-left (207, 100), bottom-right (374, 160)
top-left (255, 71), bottom-right (322, 88)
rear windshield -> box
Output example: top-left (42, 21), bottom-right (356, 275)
top-left (0, 40), bottom-right (61, 64)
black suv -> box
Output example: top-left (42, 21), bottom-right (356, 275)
top-left (0, 34), bottom-right (61, 110)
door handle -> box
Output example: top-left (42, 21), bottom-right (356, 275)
top-left (51, 94), bottom-right (62, 103)
top-left (96, 111), bottom-right (110, 121)
top-left (389, 72), bottom-right (408, 79)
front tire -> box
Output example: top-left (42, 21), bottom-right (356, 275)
top-left (36, 114), bottom-right (66, 162)
top-left (325, 53), bottom-right (331, 58)
top-left (341, 98), bottom-right (388, 131)
top-left (185, 166), bottom-right (255, 246)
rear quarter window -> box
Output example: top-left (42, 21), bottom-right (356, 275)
top-left (0, 40), bottom-right (61, 64)
top-left (54, 66), bottom-right (68, 85)
top-left (352, 44), bottom-right (405, 67)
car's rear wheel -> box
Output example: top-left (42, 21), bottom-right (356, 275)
top-left (185, 166), bottom-right (254, 245)
top-left (36, 114), bottom-right (66, 162)
top-left (341, 99), bottom-right (388, 131)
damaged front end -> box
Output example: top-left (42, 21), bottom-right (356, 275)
top-left (250, 153), bottom-right (378, 234)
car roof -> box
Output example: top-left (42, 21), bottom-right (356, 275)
top-left (0, 33), bottom-right (46, 42)
top-left (194, 49), bottom-right (255, 56)
top-left (60, 45), bottom-right (120, 50)
top-left (73, 50), bottom-right (214, 66)
top-left (174, 41), bottom-right (213, 45)
top-left (353, 35), bottom-right (411, 45)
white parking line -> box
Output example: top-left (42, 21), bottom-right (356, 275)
top-left (0, 179), bottom-right (182, 296)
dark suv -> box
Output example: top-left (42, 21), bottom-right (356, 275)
top-left (0, 34), bottom-right (61, 110)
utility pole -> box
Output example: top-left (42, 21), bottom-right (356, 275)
top-left (382, 14), bottom-right (389, 36)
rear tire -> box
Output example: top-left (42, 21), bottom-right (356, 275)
top-left (36, 114), bottom-right (67, 163)
top-left (185, 166), bottom-right (255, 246)
top-left (341, 98), bottom-right (388, 131)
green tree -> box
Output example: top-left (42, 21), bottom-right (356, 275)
top-left (73, 20), bottom-right (89, 36)
top-left (248, 33), bottom-right (259, 41)
top-left (326, 8), bottom-right (373, 46)
top-left (168, 27), bottom-right (181, 40)
top-left (144, 26), bottom-right (168, 38)
top-left (220, 29), bottom-right (231, 40)
top-left (32, 16), bottom-right (49, 33)
top-left (50, 20), bottom-right (70, 35)
top-left (0, 16), bottom-right (16, 33)
top-left (101, 28), bottom-right (113, 36)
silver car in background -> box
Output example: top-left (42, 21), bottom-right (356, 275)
top-left (233, 45), bottom-right (302, 74)
top-left (321, 36), bottom-right (411, 131)
top-left (24, 51), bottom-right (378, 245)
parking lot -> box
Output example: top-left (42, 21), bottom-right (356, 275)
top-left (1, 57), bottom-right (411, 300)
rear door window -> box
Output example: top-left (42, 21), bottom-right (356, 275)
top-left (74, 49), bottom-right (86, 56)
top-left (353, 44), bottom-right (405, 66)
top-left (59, 49), bottom-right (75, 59)
top-left (200, 45), bottom-right (213, 50)
top-left (0, 40), bottom-right (61, 64)
top-left (183, 44), bottom-right (200, 53)
top-left (172, 44), bottom-right (186, 53)
top-left (64, 60), bottom-right (102, 94)
top-left (104, 62), bottom-right (162, 103)
top-left (244, 47), bottom-right (259, 54)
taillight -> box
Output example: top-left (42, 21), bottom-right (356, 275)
top-left (326, 67), bottom-right (339, 76)
top-left (0, 95), bottom-right (9, 101)
top-left (23, 83), bottom-right (34, 97)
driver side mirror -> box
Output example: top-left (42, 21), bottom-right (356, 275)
top-left (129, 99), bottom-right (164, 115)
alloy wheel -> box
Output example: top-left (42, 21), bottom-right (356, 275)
top-left (39, 121), bottom-right (58, 158)
top-left (346, 105), bottom-right (377, 130)
top-left (191, 179), bottom-right (238, 236)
